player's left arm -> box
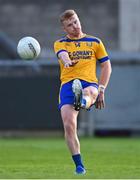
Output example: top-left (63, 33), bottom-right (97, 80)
top-left (95, 60), bottom-right (112, 109)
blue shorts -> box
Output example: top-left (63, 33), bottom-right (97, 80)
top-left (59, 79), bottom-right (98, 109)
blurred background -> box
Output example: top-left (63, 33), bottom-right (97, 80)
top-left (0, 0), bottom-right (140, 137)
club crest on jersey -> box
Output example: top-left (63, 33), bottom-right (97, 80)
top-left (86, 42), bottom-right (92, 47)
top-left (74, 42), bottom-right (80, 47)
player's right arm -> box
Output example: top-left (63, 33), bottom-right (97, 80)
top-left (54, 40), bottom-right (77, 68)
top-left (54, 40), bottom-right (72, 67)
top-left (58, 51), bottom-right (73, 67)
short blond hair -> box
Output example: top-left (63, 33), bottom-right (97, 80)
top-left (60, 9), bottom-right (77, 24)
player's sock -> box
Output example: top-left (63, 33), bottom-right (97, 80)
top-left (72, 154), bottom-right (84, 168)
top-left (72, 154), bottom-right (86, 174)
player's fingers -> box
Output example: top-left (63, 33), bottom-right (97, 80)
top-left (101, 100), bottom-right (104, 109)
top-left (98, 99), bottom-right (105, 109)
top-left (102, 100), bottom-right (105, 108)
top-left (97, 101), bottom-right (101, 109)
top-left (71, 60), bottom-right (79, 64)
top-left (64, 63), bottom-right (69, 68)
top-left (95, 102), bottom-right (98, 109)
top-left (99, 102), bottom-right (102, 109)
top-left (64, 62), bottom-right (72, 68)
top-left (95, 96), bottom-right (105, 109)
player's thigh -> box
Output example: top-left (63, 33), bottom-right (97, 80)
top-left (61, 104), bottom-right (79, 124)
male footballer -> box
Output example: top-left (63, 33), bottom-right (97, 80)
top-left (54, 9), bottom-right (112, 174)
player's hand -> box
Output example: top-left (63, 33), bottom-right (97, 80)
top-left (71, 60), bottom-right (79, 66)
top-left (95, 91), bottom-right (105, 109)
top-left (64, 61), bottom-right (72, 67)
top-left (64, 60), bottom-right (79, 68)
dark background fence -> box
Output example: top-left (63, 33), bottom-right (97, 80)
top-left (0, 61), bottom-right (63, 130)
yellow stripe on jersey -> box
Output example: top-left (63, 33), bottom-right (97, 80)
top-left (54, 34), bottom-right (109, 85)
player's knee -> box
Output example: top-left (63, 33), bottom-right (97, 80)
top-left (90, 88), bottom-right (98, 100)
top-left (64, 121), bottom-right (75, 136)
top-left (83, 88), bottom-right (90, 96)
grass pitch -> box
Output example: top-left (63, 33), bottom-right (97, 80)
top-left (0, 137), bottom-right (140, 179)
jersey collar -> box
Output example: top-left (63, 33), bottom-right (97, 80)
top-left (66, 33), bottom-right (86, 40)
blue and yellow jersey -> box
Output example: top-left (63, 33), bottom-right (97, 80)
top-left (54, 34), bottom-right (109, 85)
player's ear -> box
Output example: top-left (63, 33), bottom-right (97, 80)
top-left (62, 25), bottom-right (66, 33)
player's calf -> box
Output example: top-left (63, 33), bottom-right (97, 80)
top-left (82, 86), bottom-right (98, 109)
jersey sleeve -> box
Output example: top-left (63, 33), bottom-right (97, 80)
top-left (96, 40), bottom-right (109, 63)
top-left (54, 41), bottom-right (68, 58)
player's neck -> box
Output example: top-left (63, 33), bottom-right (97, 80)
top-left (67, 32), bottom-right (85, 39)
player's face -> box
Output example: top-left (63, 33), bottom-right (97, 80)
top-left (62, 14), bottom-right (82, 38)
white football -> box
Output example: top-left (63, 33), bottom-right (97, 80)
top-left (17, 36), bottom-right (41, 60)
